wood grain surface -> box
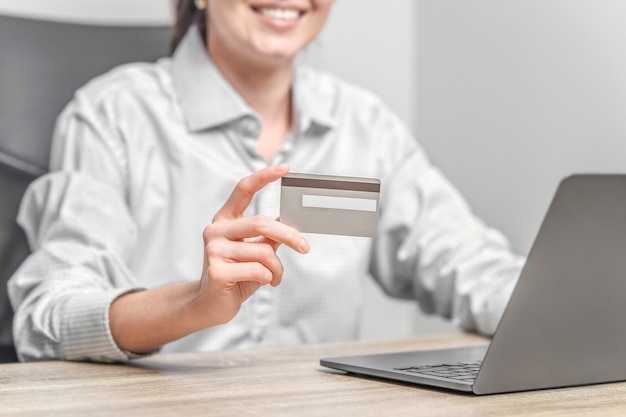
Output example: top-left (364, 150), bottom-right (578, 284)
top-left (2, 333), bottom-right (625, 416)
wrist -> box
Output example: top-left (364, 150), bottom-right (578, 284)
top-left (110, 281), bottom-right (207, 353)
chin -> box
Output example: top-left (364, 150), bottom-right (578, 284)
top-left (253, 43), bottom-right (302, 62)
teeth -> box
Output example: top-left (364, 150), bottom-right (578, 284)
top-left (259, 8), bottom-right (300, 21)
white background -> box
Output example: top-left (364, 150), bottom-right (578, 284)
top-left (1, 0), bottom-right (625, 340)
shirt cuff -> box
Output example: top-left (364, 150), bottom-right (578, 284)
top-left (59, 288), bottom-right (159, 362)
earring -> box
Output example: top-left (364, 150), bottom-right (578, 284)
top-left (195, 0), bottom-right (207, 10)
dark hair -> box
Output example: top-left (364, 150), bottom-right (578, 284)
top-left (170, 0), bottom-right (207, 54)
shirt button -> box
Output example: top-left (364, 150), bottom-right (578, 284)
top-left (241, 117), bottom-right (259, 137)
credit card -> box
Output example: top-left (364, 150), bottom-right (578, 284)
top-left (280, 173), bottom-right (380, 237)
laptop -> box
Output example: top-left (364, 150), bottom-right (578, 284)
top-left (321, 174), bottom-right (626, 395)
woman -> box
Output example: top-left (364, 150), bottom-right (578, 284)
top-left (8, 0), bottom-right (523, 361)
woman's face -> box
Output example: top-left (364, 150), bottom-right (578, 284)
top-left (206, 0), bottom-right (334, 64)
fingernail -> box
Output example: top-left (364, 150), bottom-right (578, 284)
top-left (299, 237), bottom-right (310, 253)
top-left (274, 163), bottom-right (289, 173)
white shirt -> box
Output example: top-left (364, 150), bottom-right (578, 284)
top-left (8, 28), bottom-right (524, 362)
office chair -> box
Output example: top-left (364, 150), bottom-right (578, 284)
top-left (0, 14), bottom-right (171, 362)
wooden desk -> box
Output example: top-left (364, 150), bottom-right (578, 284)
top-left (2, 333), bottom-right (625, 416)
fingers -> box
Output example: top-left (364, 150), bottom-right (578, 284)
top-left (214, 164), bottom-right (290, 221)
top-left (205, 239), bottom-right (285, 287)
top-left (207, 215), bottom-right (309, 254)
top-left (202, 164), bottom-right (310, 297)
top-left (210, 164), bottom-right (309, 254)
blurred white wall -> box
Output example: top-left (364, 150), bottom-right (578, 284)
top-left (418, 0), bottom-right (626, 257)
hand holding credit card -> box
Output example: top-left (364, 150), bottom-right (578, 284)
top-left (280, 173), bottom-right (380, 237)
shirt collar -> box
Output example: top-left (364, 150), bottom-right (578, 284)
top-left (292, 65), bottom-right (336, 134)
top-left (172, 27), bottom-right (336, 134)
top-left (172, 27), bottom-right (252, 132)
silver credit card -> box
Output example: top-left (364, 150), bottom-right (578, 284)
top-left (280, 173), bottom-right (380, 237)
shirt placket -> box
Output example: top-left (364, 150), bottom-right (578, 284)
top-left (236, 116), bottom-right (285, 346)
top-left (250, 177), bottom-right (281, 346)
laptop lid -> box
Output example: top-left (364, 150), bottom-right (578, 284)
top-left (322, 174), bottom-right (626, 395)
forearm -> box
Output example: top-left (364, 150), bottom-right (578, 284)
top-left (11, 273), bottom-right (141, 362)
top-left (371, 150), bottom-right (524, 334)
top-left (109, 281), bottom-right (210, 354)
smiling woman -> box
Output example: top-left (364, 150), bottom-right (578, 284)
top-left (8, 0), bottom-right (524, 362)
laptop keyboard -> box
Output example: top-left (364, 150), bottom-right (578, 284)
top-left (394, 360), bottom-right (482, 382)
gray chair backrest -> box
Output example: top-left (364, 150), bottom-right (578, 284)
top-left (0, 14), bottom-right (171, 362)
